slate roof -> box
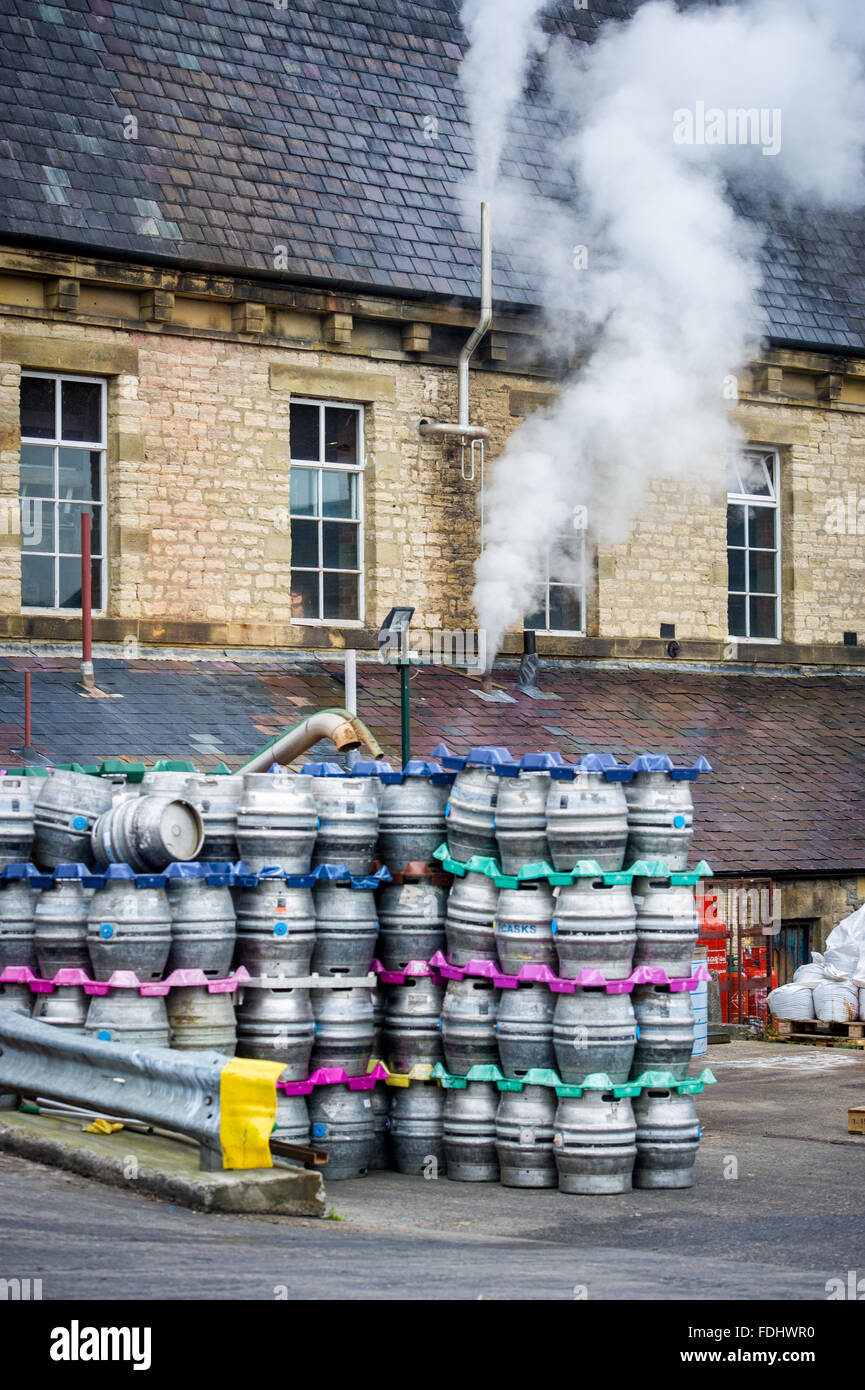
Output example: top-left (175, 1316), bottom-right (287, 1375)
top-left (0, 1), bottom-right (864, 349)
top-left (0, 653), bottom-right (863, 876)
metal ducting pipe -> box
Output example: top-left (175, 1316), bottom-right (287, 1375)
top-left (239, 709), bottom-right (384, 774)
top-left (417, 201), bottom-right (492, 445)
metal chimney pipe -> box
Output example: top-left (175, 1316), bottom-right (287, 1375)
top-left (458, 201), bottom-right (492, 430)
top-left (418, 201), bottom-right (492, 443)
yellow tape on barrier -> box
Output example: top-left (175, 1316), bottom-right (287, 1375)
top-left (219, 1058), bottom-right (285, 1169)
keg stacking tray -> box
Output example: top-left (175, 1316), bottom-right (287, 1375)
top-left (432, 744), bottom-right (711, 781)
top-left (433, 846), bottom-right (713, 887)
top-left (372, 954), bottom-right (711, 994)
top-left (0, 963), bottom-right (251, 996)
top-left (276, 1062), bottom-right (389, 1096)
top-left (430, 1062), bottom-right (717, 1097)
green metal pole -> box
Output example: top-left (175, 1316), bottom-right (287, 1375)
top-left (400, 662), bottom-right (411, 768)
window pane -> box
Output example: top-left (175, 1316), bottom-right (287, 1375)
top-left (57, 448), bottom-right (100, 501)
top-left (290, 403), bottom-right (319, 462)
top-left (749, 595), bottom-right (777, 639)
top-left (58, 504), bottom-right (102, 556)
top-left (20, 376), bottom-right (55, 439)
top-left (19, 443), bottom-right (54, 498)
top-left (739, 452), bottom-right (772, 497)
top-left (548, 585), bottom-right (582, 632)
top-left (748, 505), bottom-right (776, 550)
top-left (56, 557), bottom-right (101, 609)
top-left (324, 408), bottom-right (357, 465)
top-left (728, 594), bottom-right (746, 637)
top-left (748, 549), bottom-right (775, 595)
top-left (290, 519), bottom-right (319, 569)
top-left (20, 498), bottom-right (53, 553)
top-left (322, 520), bottom-right (358, 569)
top-left (726, 504), bottom-right (745, 548)
top-left (21, 554), bottom-right (54, 607)
top-left (549, 535), bottom-right (583, 586)
top-left (524, 602), bottom-right (546, 631)
top-left (323, 570), bottom-right (359, 621)
top-left (321, 469), bottom-right (357, 519)
top-left (290, 467), bottom-right (317, 517)
top-left (61, 380), bottom-right (102, 443)
top-left (727, 548), bottom-right (746, 592)
top-left (290, 569), bottom-right (320, 621)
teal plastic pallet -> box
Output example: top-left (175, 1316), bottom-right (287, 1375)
top-left (431, 1061), bottom-right (716, 1097)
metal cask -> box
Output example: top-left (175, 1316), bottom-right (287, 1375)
top-left (495, 1084), bottom-right (557, 1188)
top-left (310, 985), bottom-right (374, 1075)
top-left (553, 1090), bottom-right (637, 1194)
top-left (441, 976), bottom-right (499, 1076)
top-left (444, 870), bottom-right (498, 966)
top-left (308, 1084), bottom-right (375, 1179)
top-left (33, 770), bottom-right (112, 868)
top-left (494, 881), bottom-right (556, 975)
top-left (632, 1086), bottom-right (701, 1189)
top-left (234, 982), bottom-right (314, 1078)
top-left (553, 877), bottom-right (637, 981)
top-left (235, 773), bottom-right (318, 875)
top-left (552, 988), bottom-right (637, 1084)
top-left (376, 878), bottom-right (447, 971)
top-left (443, 1081), bottom-right (500, 1181)
top-left (86, 881), bottom-right (173, 981)
top-left (382, 975), bottom-right (444, 1074)
top-left (388, 1081), bottom-right (446, 1176)
top-left (632, 985), bottom-right (695, 1079)
top-left (495, 981), bottom-right (555, 1077)
top-left (311, 881), bottom-right (379, 976)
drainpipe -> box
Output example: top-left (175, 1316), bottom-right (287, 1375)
top-left (239, 709), bottom-right (384, 774)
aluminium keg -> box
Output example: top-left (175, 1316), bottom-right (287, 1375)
top-left (33, 770), bottom-right (112, 868)
top-left (388, 1080), bottom-right (446, 1176)
top-left (445, 764), bottom-right (498, 864)
top-left (378, 766), bottom-right (448, 870)
top-left (553, 1089), bottom-right (637, 1194)
top-left (84, 989), bottom-right (170, 1048)
top-left (553, 877), bottom-right (637, 980)
top-left (441, 976), bottom-right (499, 1076)
top-left (234, 982), bottom-right (314, 1078)
top-left (166, 985), bottom-right (236, 1052)
top-left (182, 772), bottom-right (243, 863)
top-left (494, 770), bottom-right (551, 874)
top-left (382, 975), bottom-right (444, 1074)
top-left (494, 881), bottom-right (556, 975)
top-left (444, 869), bottom-right (498, 966)
top-left (0, 980), bottom-right (32, 1016)
top-left (32, 984), bottom-right (87, 1032)
top-left (273, 1092), bottom-right (310, 1145)
top-left (307, 771), bottom-right (379, 875)
top-left (369, 1083), bottom-right (391, 1170)
top-left (308, 1084), bottom-right (375, 1179)
top-left (552, 988), bottom-right (636, 1084)
top-left (495, 1084), bottom-right (557, 1188)
top-left (310, 985), bottom-right (374, 1075)
top-left (166, 875), bottom-right (236, 977)
top-left (632, 985), bottom-right (695, 1079)
top-left (495, 981), bottom-right (556, 1077)
top-left (91, 797), bottom-right (203, 872)
top-left (443, 1080), bottom-right (499, 1182)
top-left (86, 880), bottom-right (173, 982)
top-left (235, 880), bottom-right (315, 978)
top-left (632, 875), bottom-right (700, 978)
top-left (545, 768), bottom-right (628, 873)
top-left (0, 775), bottom-right (35, 868)
top-left (33, 878), bottom-right (91, 976)
top-left (236, 772), bottom-right (317, 874)
top-left (0, 878), bottom-right (38, 971)
top-left (311, 881), bottom-right (378, 976)
top-left (633, 1086), bottom-right (701, 1189)
top-left (625, 767), bottom-right (693, 870)
top-left (376, 877), bottom-right (447, 971)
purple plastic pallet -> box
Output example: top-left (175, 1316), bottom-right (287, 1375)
top-left (277, 1062), bottom-right (389, 1096)
top-left (423, 951), bottom-right (710, 993)
top-left (0, 963), bottom-right (251, 996)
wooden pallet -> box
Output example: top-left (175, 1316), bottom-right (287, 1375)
top-left (770, 1017), bottom-right (865, 1048)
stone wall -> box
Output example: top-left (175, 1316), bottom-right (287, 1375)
top-left (2, 308), bottom-right (865, 653)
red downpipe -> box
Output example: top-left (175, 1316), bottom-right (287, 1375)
top-left (80, 512), bottom-right (94, 689)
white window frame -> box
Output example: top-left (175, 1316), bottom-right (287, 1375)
top-left (288, 397), bottom-right (365, 627)
top-left (727, 447), bottom-right (781, 644)
top-left (524, 522), bottom-right (587, 636)
top-left (19, 371), bottom-right (108, 617)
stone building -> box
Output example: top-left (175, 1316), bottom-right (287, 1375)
top-left (0, 0), bottom-right (863, 1015)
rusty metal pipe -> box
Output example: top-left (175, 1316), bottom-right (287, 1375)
top-left (239, 708), bottom-right (384, 773)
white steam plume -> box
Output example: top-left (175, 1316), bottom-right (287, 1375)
top-left (461, 0), bottom-right (865, 659)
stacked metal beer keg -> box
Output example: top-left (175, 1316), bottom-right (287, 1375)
top-left (425, 744), bottom-right (715, 1194)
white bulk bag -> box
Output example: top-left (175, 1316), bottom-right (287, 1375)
top-left (768, 983), bottom-right (815, 1022)
top-left (792, 960), bottom-right (824, 988)
top-left (812, 979), bottom-right (859, 1024)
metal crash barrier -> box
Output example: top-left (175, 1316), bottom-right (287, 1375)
top-left (0, 1010), bottom-right (284, 1171)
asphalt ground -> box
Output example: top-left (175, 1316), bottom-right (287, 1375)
top-left (1, 1040), bottom-right (863, 1303)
